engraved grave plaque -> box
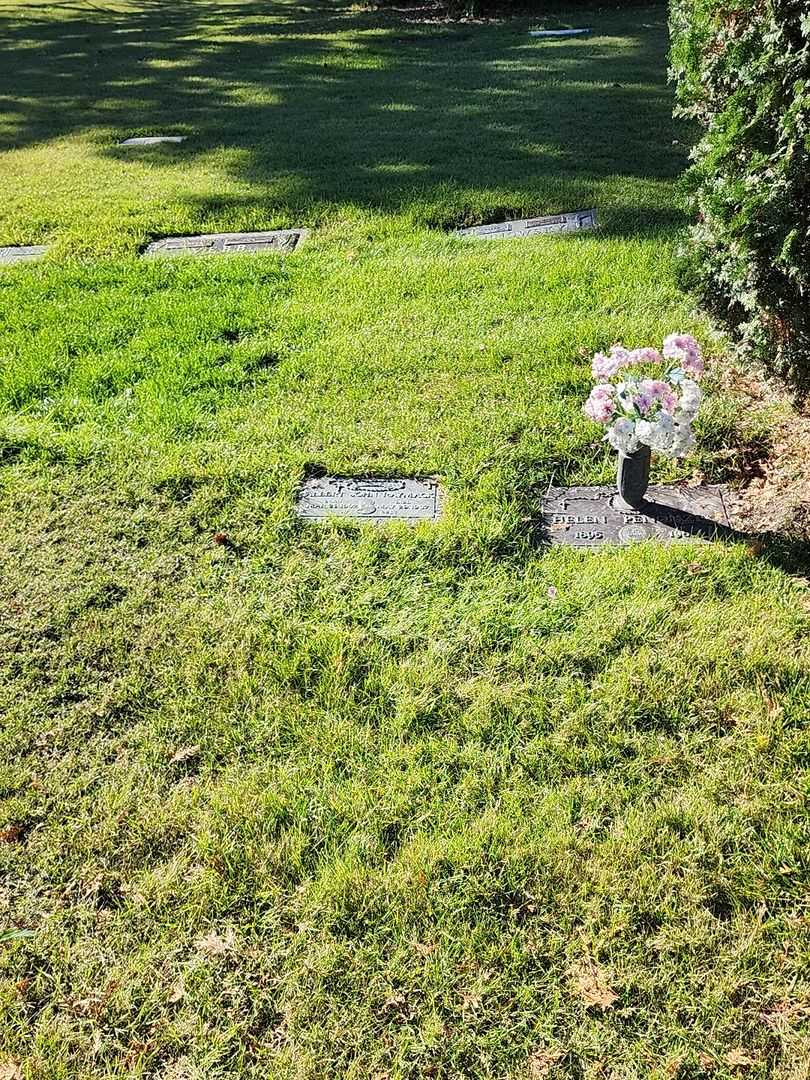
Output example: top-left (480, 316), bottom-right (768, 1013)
top-left (0, 245), bottom-right (47, 265)
top-left (457, 210), bottom-right (597, 239)
top-left (529, 28), bottom-right (591, 37)
top-left (296, 477), bottom-right (442, 523)
top-left (119, 136), bottom-right (187, 146)
top-left (540, 485), bottom-right (735, 548)
top-left (478, 222), bottom-right (514, 236)
top-left (144, 229), bottom-right (308, 258)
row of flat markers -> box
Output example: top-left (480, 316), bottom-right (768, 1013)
top-left (0, 27), bottom-right (593, 265)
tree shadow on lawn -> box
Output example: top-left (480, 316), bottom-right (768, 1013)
top-left (0, 0), bottom-right (687, 227)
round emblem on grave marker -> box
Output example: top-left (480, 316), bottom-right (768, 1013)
top-left (618, 523), bottom-right (654, 543)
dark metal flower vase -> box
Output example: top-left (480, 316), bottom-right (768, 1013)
top-left (616, 445), bottom-right (651, 509)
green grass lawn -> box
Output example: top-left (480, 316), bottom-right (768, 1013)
top-left (1, 2), bottom-right (809, 1077)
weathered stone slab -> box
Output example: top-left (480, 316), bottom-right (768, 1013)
top-left (457, 210), bottom-right (597, 239)
top-left (540, 485), bottom-right (735, 548)
top-left (529, 28), bottom-right (591, 37)
top-left (0, 245), bottom-right (47, 265)
top-left (296, 477), bottom-right (441, 523)
top-left (144, 230), bottom-right (307, 257)
top-left (119, 136), bottom-right (187, 146)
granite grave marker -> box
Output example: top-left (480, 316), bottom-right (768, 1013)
top-left (144, 229), bottom-right (308, 257)
top-left (540, 485), bottom-right (735, 548)
top-left (529, 28), bottom-right (591, 37)
top-left (296, 477), bottom-right (442, 523)
top-left (0, 245), bottom-right (48, 265)
top-left (119, 136), bottom-right (187, 146)
top-left (457, 210), bottom-right (597, 239)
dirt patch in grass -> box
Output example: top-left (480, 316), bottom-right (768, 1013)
top-left (736, 414), bottom-right (810, 539)
top-left (712, 360), bottom-right (810, 541)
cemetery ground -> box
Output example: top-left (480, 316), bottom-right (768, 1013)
top-left (1, 0), bottom-right (809, 1077)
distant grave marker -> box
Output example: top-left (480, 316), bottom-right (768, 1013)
top-left (540, 485), bottom-right (735, 548)
top-left (119, 136), bottom-right (187, 146)
top-left (144, 229), bottom-right (308, 258)
top-left (0, 245), bottom-right (48, 265)
top-left (296, 477), bottom-right (442, 523)
top-left (457, 210), bottom-right (597, 240)
top-left (529, 28), bottom-right (591, 37)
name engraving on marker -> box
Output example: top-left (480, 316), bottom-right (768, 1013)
top-left (0, 245), bottom-right (48, 265)
top-left (144, 230), bottom-right (308, 257)
top-left (457, 209), bottom-right (597, 240)
top-left (526, 215), bottom-right (566, 229)
top-left (550, 514), bottom-right (610, 525)
top-left (296, 477), bottom-right (442, 523)
top-left (540, 485), bottom-right (735, 548)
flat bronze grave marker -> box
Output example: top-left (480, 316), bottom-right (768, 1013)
top-left (144, 229), bottom-right (308, 257)
top-left (0, 245), bottom-right (47, 265)
top-left (540, 485), bottom-right (735, 548)
top-left (119, 136), bottom-right (187, 146)
top-left (457, 210), bottom-right (597, 239)
top-left (529, 28), bottom-right (591, 37)
top-left (296, 477), bottom-right (442, 524)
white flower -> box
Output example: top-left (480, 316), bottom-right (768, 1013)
top-left (635, 418), bottom-right (655, 444)
top-left (606, 417), bottom-right (639, 453)
top-left (676, 379), bottom-right (702, 421)
top-left (636, 414), bottom-right (677, 452)
top-left (656, 421), bottom-right (696, 458)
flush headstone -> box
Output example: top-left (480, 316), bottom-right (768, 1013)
top-left (296, 477), bottom-right (442, 523)
top-left (119, 136), bottom-right (187, 146)
top-left (457, 210), bottom-right (597, 239)
top-left (0, 245), bottom-right (48, 265)
top-left (144, 229), bottom-right (308, 257)
top-left (540, 485), bottom-right (735, 548)
top-left (529, 28), bottom-right (591, 37)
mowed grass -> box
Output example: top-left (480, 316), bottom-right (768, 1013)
top-left (1, 2), bottom-right (810, 1078)
top-left (0, 0), bottom-right (684, 253)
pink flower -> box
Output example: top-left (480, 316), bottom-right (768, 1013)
top-left (591, 352), bottom-right (620, 379)
top-left (583, 384), bottom-right (616, 424)
top-left (591, 345), bottom-right (631, 379)
top-left (683, 352), bottom-right (704, 378)
top-left (637, 378), bottom-right (677, 415)
top-left (628, 346), bottom-right (664, 366)
top-left (663, 334), bottom-right (704, 378)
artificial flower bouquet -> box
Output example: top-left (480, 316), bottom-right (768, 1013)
top-left (582, 334), bottom-right (704, 459)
